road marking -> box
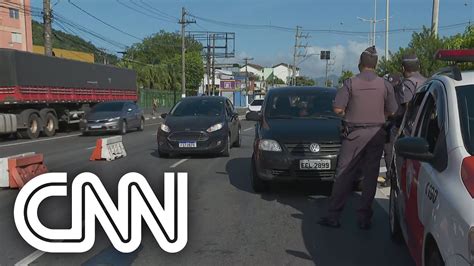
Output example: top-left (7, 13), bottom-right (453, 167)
top-left (15, 250), bottom-right (45, 266)
top-left (144, 122), bottom-right (161, 127)
top-left (0, 134), bottom-right (82, 148)
top-left (170, 158), bottom-right (188, 168)
top-left (145, 118), bottom-right (150, 121)
top-left (243, 127), bottom-right (254, 132)
top-left (86, 146), bottom-right (96, 150)
top-left (380, 166), bottom-right (387, 173)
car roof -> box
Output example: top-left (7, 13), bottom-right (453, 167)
top-left (431, 70), bottom-right (474, 89)
top-left (267, 86), bottom-right (337, 94)
top-left (182, 96), bottom-right (227, 101)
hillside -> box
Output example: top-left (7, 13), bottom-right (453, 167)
top-left (31, 20), bottom-right (118, 64)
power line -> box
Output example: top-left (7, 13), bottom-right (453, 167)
top-left (115, 0), bottom-right (176, 23)
top-left (68, 0), bottom-right (142, 41)
top-left (129, 0), bottom-right (178, 22)
top-left (138, 0), bottom-right (178, 20)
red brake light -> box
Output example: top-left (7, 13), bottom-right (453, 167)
top-left (461, 156), bottom-right (474, 198)
top-left (435, 49), bottom-right (474, 62)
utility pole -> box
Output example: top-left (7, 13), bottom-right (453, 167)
top-left (179, 7), bottom-right (195, 98)
top-left (292, 26), bottom-right (310, 86)
top-left (211, 34), bottom-right (216, 96)
top-left (43, 0), bottom-right (53, 56)
top-left (243, 57), bottom-right (254, 98)
top-left (206, 35), bottom-right (211, 95)
top-left (385, 0), bottom-right (390, 60)
top-left (432, 0), bottom-right (440, 37)
top-left (357, 0), bottom-right (386, 47)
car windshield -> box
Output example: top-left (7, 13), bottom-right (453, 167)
top-left (170, 99), bottom-right (224, 117)
top-left (456, 85), bottom-right (474, 155)
top-left (92, 102), bottom-right (125, 112)
top-left (251, 99), bottom-right (264, 106)
top-left (265, 91), bottom-right (337, 119)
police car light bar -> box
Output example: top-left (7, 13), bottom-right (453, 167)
top-left (435, 49), bottom-right (474, 62)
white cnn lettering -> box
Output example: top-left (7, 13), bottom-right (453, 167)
top-left (13, 172), bottom-right (188, 253)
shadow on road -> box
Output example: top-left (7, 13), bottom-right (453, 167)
top-left (225, 157), bottom-right (414, 266)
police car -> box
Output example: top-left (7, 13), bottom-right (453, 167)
top-left (389, 49), bottom-right (474, 266)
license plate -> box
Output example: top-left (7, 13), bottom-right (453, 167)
top-left (90, 125), bottom-right (102, 129)
top-left (179, 142), bottom-right (197, 148)
top-left (300, 159), bottom-right (331, 170)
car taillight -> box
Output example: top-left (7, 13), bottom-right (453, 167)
top-left (461, 156), bottom-right (474, 198)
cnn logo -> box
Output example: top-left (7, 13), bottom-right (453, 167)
top-left (14, 172), bottom-right (188, 253)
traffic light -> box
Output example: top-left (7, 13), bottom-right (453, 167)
top-left (320, 51), bottom-right (331, 60)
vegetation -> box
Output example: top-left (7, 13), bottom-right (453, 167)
top-left (338, 70), bottom-right (354, 85)
top-left (32, 20), bottom-right (118, 64)
top-left (378, 26), bottom-right (474, 76)
top-left (295, 76), bottom-right (316, 86)
top-left (118, 31), bottom-right (204, 96)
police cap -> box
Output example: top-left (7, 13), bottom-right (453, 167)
top-left (402, 53), bottom-right (420, 72)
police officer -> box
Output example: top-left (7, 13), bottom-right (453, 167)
top-left (318, 46), bottom-right (398, 229)
top-left (381, 54), bottom-right (426, 187)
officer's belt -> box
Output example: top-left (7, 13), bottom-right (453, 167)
top-left (344, 122), bottom-right (384, 129)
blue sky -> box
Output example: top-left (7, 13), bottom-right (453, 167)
top-left (33, 0), bottom-right (474, 77)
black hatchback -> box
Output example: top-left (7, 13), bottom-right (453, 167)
top-left (246, 87), bottom-right (342, 192)
top-left (157, 96), bottom-right (241, 157)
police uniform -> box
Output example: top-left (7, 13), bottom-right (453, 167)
top-left (320, 47), bottom-right (398, 228)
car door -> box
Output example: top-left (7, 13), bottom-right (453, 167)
top-left (398, 83), bottom-right (447, 265)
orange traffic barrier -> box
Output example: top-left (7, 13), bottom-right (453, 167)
top-left (8, 154), bottom-right (48, 189)
top-left (89, 138), bottom-right (103, 161)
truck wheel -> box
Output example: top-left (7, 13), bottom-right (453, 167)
top-left (17, 113), bottom-right (41, 139)
top-left (43, 113), bottom-right (57, 137)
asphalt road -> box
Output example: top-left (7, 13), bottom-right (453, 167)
top-left (0, 119), bottom-right (414, 266)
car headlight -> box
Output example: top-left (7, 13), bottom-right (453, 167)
top-left (469, 228), bottom-right (474, 263)
top-left (206, 123), bottom-right (223, 133)
top-left (108, 117), bottom-right (120, 122)
top-left (258, 139), bottom-right (282, 152)
top-left (160, 123), bottom-right (171, 133)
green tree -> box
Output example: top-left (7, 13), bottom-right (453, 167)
top-left (295, 76), bottom-right (316, 86)
top-left (265, 74), bottom-right (285, 85)
top-left (121, 31), bottom-right (204, 95)
top-left (338, 70), bottom-right (354, 85)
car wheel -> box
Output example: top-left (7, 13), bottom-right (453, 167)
top-left (221, 134), bottom-right (231, 157)
top-left (138, 118), bottom-right (145, 131)
top-left (17, 113), bottom-right (41, 139)
top-left (251, 155), bottom-right (269, 193)
top-left (42, 113), bottom-right (57, 137)
top-left (389, 178), bottom-right (403, 243)
top-left (234, 127), bottom-right (242, 147)
top-left (120, 120), bottom-right (127, 135)
top-left (426, 243), bottom-right (444, 266)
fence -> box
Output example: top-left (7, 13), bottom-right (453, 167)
top-left (138, 89), bottom-right (178, 109)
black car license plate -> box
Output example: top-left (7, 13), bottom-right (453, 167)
top-left (300, 159), bottom-right (331, 170)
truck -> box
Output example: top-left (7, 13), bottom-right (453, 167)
top-left (0, 49), bottom-right (137, 139)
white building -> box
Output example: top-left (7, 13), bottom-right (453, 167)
top-left (272, 63), bottom-right (300, 84)
top-left (239, 63), bottom-right (264, 80)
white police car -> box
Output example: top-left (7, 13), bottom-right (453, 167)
top-left (389, 49), bottom-right (474, 266)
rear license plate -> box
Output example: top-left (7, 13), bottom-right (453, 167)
top-left (300, 159), bottom-right (331, 170)
top-left (179, 142), bottom-right (197, 148)
top-left (90, 125), bottom-right (102, 129)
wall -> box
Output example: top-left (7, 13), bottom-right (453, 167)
top-left (0, 0), bottom-right (33, 52)
top-left (32, 45), bottom-right (95, 63)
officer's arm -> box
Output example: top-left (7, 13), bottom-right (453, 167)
top-left (333, 79), bottom-right (350, 116)
top-left (384, 81), bottom-right (398, 118)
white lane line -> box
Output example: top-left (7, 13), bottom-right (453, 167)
top-left (15, 250), bottom-right (45, 266)
top-left (379, 166), bottom-right (387, 173)
top-left (0, 133), bottom-right (82, 148)
top-left (86, 146), bottom-right (96, 150)
top-left (170, 158), bottom-right (189, 168)
top-left (145, 118), bottom-right (150, 121)
top-left (243, 127), bottom-right (254, 132)
top-left (144, 122), bottom-right (161, 127)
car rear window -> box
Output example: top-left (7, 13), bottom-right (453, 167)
top-left (171, 99), bottom-right (224, 117)
top-left (92, 102), bottom-right (125, 112)
top-left (265, 91), bottom-right (337, 119)
top-left (251, 100), bottom-right (264, 106)
top-left (457, 85), bottom-right (474, 155)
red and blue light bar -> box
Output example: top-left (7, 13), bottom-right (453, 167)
top-left (435, 49), bottom-right (474, 62)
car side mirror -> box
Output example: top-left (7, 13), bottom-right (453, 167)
top-left (160, 113), bottom-right (168, 119)
top-left (246, 111), bottom-right (262, 121)
top-left (395, 137), bottom-right (434, 162)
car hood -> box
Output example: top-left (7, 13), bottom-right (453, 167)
top-left (165, 116), bottom-right (223, 131)
top-left (263, 118), bottom-right (342, 143)
top-left (87, 112), bottom-right (122, 121)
